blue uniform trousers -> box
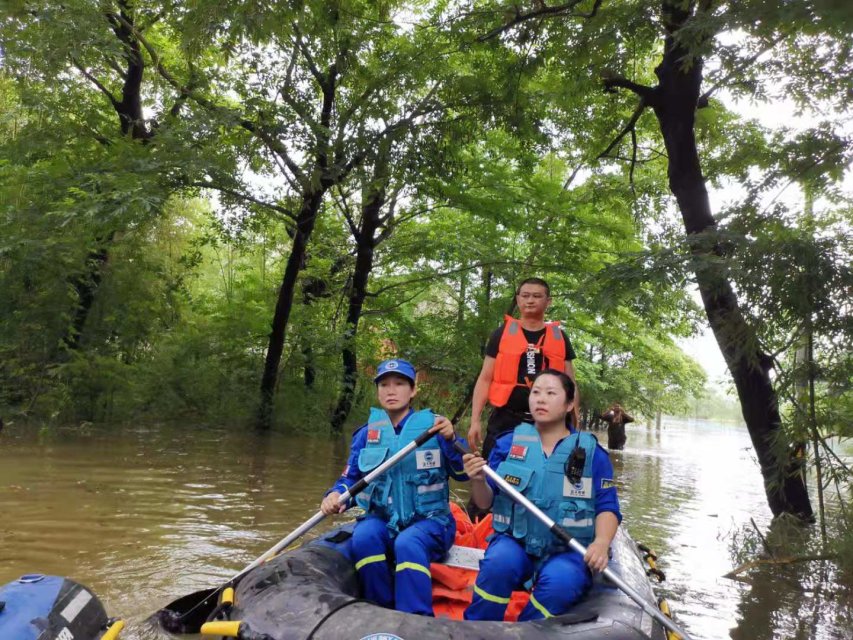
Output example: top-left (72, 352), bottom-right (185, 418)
top-left (464, 534), bottom-right (592, 621)
top-left (351, 515), bottom-right (455, 615)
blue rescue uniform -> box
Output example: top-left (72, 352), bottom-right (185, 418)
top-left (464, 426), bottom-right (621, 621)
top-left (327, 408), bottom-right (467, 615)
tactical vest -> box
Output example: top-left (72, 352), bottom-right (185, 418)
top-left (492, 424), bottom-right (598, 557)
top-left (488, 315), bottom-right (567, 408)
top-left (355, 408), bottom-right (451, 531)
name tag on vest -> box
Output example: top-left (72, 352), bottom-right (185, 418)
top-left (563, 476), bottom-right (592, 498)
top-left (416, 448), bottom-right (441, 469)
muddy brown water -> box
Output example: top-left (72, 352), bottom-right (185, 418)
top-left (1, 419), bottom-right (850, 639)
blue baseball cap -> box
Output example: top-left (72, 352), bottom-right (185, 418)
top-left (374, 359), bottom-right (417, 384)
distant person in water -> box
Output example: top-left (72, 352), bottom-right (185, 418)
top-left (462, 369), bottom-right (620, 621)
top-left (320, 358), bottom-right (468, 616)
top-left (600, 403), bottom-right (634, 450)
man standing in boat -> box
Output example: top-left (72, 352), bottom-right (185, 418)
top-left (468, 277), bottom-right (580, 464)
top-left (320, 358), bottom-right (467, 616)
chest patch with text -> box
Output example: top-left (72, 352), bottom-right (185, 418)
top-left (367, 429), bottom-right (381, 444)
top-left (563, 476), bottom-right (593, 498)
top-left (416, 448), bottom-right (441, 469)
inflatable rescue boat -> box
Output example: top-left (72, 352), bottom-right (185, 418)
top-left (168, 504), bottom-right (680, 640)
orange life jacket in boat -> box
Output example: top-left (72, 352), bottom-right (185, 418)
top-left (488, 316), bottom-right (567, 408)
top-left (430, 502), bottom-right (530, 621)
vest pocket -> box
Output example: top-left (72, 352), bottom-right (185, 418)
top-left (558, 502), bottom-right (596, 544)
top-left (413, 469), bottom-right (448, 515)
top-left (493, 462), bottom-right (533, 540)
top-left (358, 446), bottom-right (389, 472)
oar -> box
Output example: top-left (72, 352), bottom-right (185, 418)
top-left (157, 426), bottom-right (441, 634)
top-left (454, 442), bottom-right (695, 640)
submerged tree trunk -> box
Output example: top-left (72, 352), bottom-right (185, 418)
top-left (62, 2), bottom-right (153, 351)
top-left (258, 191), bottom-right (323, 429)
top-left (330, 178), bottom-right (386, 434)
top-left (64, 246), bottom-right (110, 350)
top-left (301, 275), bottom-right (328, 389)
top-left (640, 0), bottom-right (813, 519)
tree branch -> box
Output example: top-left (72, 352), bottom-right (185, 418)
top-left (110, 12), bottom-right (308, 185)
top-left (331, 185), bottom-right (361, 241)
top-left (699, 35), bottom-right (786, 106)
top-left (478, 0), bottom-right (602, 42)
top-left (71, 58), bottom-right (120, 109)
top-left (192, 181), bottom-right (297, 222)
top-left (365, 260), bottom-right (572, 297)
top-left (602, 74), bottom-right (656, 100)
top-left (723, 554), bottom-right (837, 580)
top-left (293, 25), bottom-right (325, 87)
top-left (598, 99), bottom-right (648, 160)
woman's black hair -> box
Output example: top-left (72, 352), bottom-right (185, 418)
top-left (532, 368), bottom-right (575, 401)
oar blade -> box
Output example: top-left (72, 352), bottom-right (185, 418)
top-left (152, 587), bottom-right (220, 634)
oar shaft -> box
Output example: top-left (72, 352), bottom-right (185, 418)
top-left (230, 427), bottom-right (437, 583)
top-left (480, 463), bottom-right (694, 640)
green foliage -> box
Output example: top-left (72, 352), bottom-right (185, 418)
top-left (2, 2), bottom-right (845, 455)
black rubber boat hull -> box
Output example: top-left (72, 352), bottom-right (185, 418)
top-left (212, 524), bottom-right (668, 640)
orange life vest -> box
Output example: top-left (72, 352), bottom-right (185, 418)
top-left (430, 503), bottom-right (530, 621)
top-left (488, 315), bottom-right (566, 408)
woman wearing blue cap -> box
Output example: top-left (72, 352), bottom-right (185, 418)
top-left (320, 358), bottom-right (468, 616)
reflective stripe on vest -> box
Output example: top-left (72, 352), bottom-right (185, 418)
top-left (488, 315), bottom-right (567, 408)
top-left (492, 424), bottom-right (598, 557)
top-left (355, 408), bottom-right (451, 531)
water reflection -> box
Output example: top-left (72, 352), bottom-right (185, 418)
top-left (0, 419), bottom-right (850, 639)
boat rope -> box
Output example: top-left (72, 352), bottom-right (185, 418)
top-left (305, 597), bottom-right (371, 640)
top-left (657, 598), bottom-right (681, 640)
top-left (637, 542), bottom-right (666, 582)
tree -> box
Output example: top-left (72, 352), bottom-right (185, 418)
top-left (465, 0), bottom-right (853, 518)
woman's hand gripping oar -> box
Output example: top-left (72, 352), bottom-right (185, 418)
top-left (156, 424), bottom-right (445, 634)
top-left (455, 441), bottom-right (695, 640)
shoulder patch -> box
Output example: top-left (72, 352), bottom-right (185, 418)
top-left (508, 444), bottom-right (528, 461)
top-left (600, 478), bottom-right (616, 489)
top-left (503, 473), bottom-right (522, 486)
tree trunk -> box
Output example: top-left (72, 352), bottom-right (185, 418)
top-left (64, 246), bottom-right (110, 350)
top-left (258, 191), bottom-right (323, 429)
top-left (649, 0), bottom-right (812, 520)
top-left (301, 275), bottom-right (328, 389)
top-left (63, 3), bottom-right (153, 351)
top-left (329, 190), bottom-right (384, 434)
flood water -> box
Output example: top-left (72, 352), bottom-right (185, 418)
top-left (1, 419), bottom-right (850, 639)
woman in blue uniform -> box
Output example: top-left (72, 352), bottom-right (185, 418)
top-left (320, 358), bottom-right (467, 616)
top-left (462, 368), bottom-right (621, 621)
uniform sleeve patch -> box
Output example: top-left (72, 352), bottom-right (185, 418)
top-left (600, 478), bottom-right (616, 489)
top-left (341, 465), bottom-right (350, 476)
